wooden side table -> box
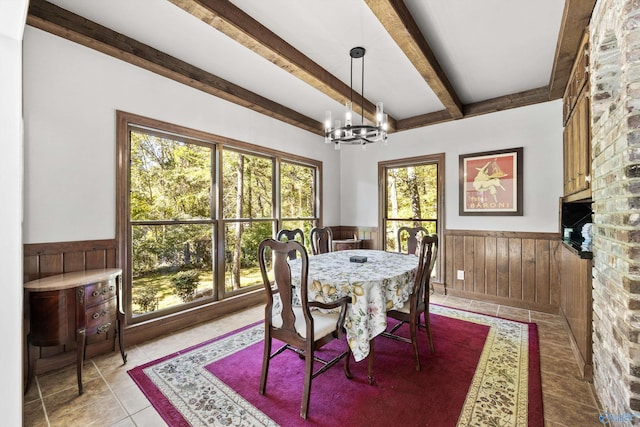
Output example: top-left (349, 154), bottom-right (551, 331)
top-left (24, 268), bottom-right (127, 394)
top-left (332, 239), bottom-right (363, 251)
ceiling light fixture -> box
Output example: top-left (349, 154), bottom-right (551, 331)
top-left (324, 47), bottom-right (388, 150)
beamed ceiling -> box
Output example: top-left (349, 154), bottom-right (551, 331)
top-left (26, 0), bottom-right (595, 138)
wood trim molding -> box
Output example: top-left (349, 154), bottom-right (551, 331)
top-left (548, 0), bottom-right (596, 99)
top-left (24, 239), bottom-right (116, 256)
top-left (445, 229), bottom-right (560, 239)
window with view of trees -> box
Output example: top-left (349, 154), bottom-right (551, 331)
top-left (379, 154), bottom-right (444, 278)
top-left (280, 161), bottom-right (317, 253)
top-left (129, 130), bottom-right (214, 316)
top-left (118, 113), bottom-right (321, 324)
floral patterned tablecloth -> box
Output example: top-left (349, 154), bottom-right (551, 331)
top-left (288, 249), bottom-right (418, 362)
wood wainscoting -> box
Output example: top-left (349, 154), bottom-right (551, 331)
top-left (444, 229), bottom-right (561, 314)
top-left (23, 239), bottom-right (117, 283)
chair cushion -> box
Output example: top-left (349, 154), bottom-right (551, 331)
top-left (393, 300), bottom-right (411, 314)
top-left (272, 306), bottom-right (341, 340)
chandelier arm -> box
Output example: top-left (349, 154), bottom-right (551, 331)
top-left (361, 53), bottom-right (365, 125)
top-left (350, 55), bottom-right (354, 107)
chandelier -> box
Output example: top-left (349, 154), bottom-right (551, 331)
top-left (324, 47), bottom-right (388, 150)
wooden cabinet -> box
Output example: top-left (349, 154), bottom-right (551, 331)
top-left (563, 31), bottom-right (591, 201)
top-left (559, 243), bottom-right (593, 380)
top-left (24, 269), bottom-right (127, 394)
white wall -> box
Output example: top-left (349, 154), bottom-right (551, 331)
top-left (23, 26), bottom-right (564, 241)
top-left (0, 0), bottom-right (28, 424)
top-left (339, 101), bottom-right (564, 232)
top-left (22, 28), bottom-right (341, 244)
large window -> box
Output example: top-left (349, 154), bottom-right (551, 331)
top-left (280, 161), bottom-right (317, 253)
top-left (117, 112), bottom-right (321, 324)
top-left (222, 149), bottom-right (274, 292)
top-left (379, 154), bottom-right (444, 279)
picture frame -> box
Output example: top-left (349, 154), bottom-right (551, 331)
top-left (459, 147), bottom-right (523, 216)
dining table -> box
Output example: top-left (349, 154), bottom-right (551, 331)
top-left (288, 249), bottom-right (419, 383)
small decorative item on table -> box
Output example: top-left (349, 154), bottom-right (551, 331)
top-left (349, 255), bottom-right (367, 263)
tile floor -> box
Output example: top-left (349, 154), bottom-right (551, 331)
top-left (23, 294), bottom-right (604, 426)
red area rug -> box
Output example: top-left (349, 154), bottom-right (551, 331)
top-left (128, 306), bottom-right (543, 426)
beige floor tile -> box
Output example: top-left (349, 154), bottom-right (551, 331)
top-left (37, 361), bottom-right (100, 397)
top-left (23, 400), bottom-right (48, 427)
top-left (440, 295), bottom-right (472, 310)
top-left (24, 378), bottom-right (42, 404)
top-left (429, 293), bottom-right (448, 305)
top-left (44, 377), bottom-right (127, 427)
top-left (540, 353), bottom-right (583, 379)
top-left (542, 370), bottom-right (598, 407)
top-left (530, 310), bottom-right (564, 325)
top-left (543, 393), bottom-right (602, 426)
top-left (91, 344), bottom-right (146, 372)
top-left (496, 306), bottom-right (531, 322)
top-left (110, 417), bottom-right (137, 427)
top-left (113, 381), bottom-right (152, 415)
top-left (23, 300), bottom-right (604, 427)
top-left (467, 300), bottom-right (500, 316)
top-left (131, 406), bottom-right (169, 427)
top-left (539, 340), bottom-right (577, 363)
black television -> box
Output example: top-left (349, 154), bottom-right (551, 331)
top-left (560, 199), bottom-right (593, 253)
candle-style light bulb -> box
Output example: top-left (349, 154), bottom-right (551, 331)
top-left (324, 111), bottom-right (332, 144)
top-left (376, 102), bottom-right (384, 126)
top-left (345, 102), bottom-right (353, 127)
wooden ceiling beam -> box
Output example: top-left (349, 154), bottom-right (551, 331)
top-left (463, 86), bottom-right (551, 117)
top-left (548, 0), bottom-right (596, 99)
top-left (168, 0), bottom-right (397, 131)
top-left (365, 0), bottom-right (463, 120)
top-left (26, 0), bottom-right (324, 136)
top-left (396, 86), bottom-right (551, 131)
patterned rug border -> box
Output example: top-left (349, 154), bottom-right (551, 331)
top-left (128, 305), bottom-right (543, 427)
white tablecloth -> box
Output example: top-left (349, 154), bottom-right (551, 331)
top-left (288, 250), bottom-right (418, 361)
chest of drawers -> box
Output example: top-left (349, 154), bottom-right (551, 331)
top-left (24, 268), bottom-right (127, 394)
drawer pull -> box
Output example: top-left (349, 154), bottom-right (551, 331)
top-left (92, 310), bottom-right (107, 319)
top-left (97, 323), bottom-right (111, 334)
top-left (92, 290), bottom-right (100, 297)
top-left (102, 288), bottom-right (108, 295)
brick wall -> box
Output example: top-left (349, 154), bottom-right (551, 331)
top-left (591, 0), bottom-right (640, 419)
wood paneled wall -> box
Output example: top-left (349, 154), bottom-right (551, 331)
top-left (559, 243), bottom-right (592, 379)
top-left (23, 239), bottom-right (117, 282)
top-left (444, 230), bottom-right (561, 313)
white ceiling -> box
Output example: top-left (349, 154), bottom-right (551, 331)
top-left (40, 0), bottom-right (567, 130)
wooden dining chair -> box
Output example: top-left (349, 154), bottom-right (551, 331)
top-left (397, 226), bottom-right (429, 255)
top-left (382, 234), bottom-right (438, 371)
top-left (258, 239), bottom-right (352, 419)
top-left (310, 226), bottom-right (333, 255)
top-left (276, 228), bottom-right (305, 259)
